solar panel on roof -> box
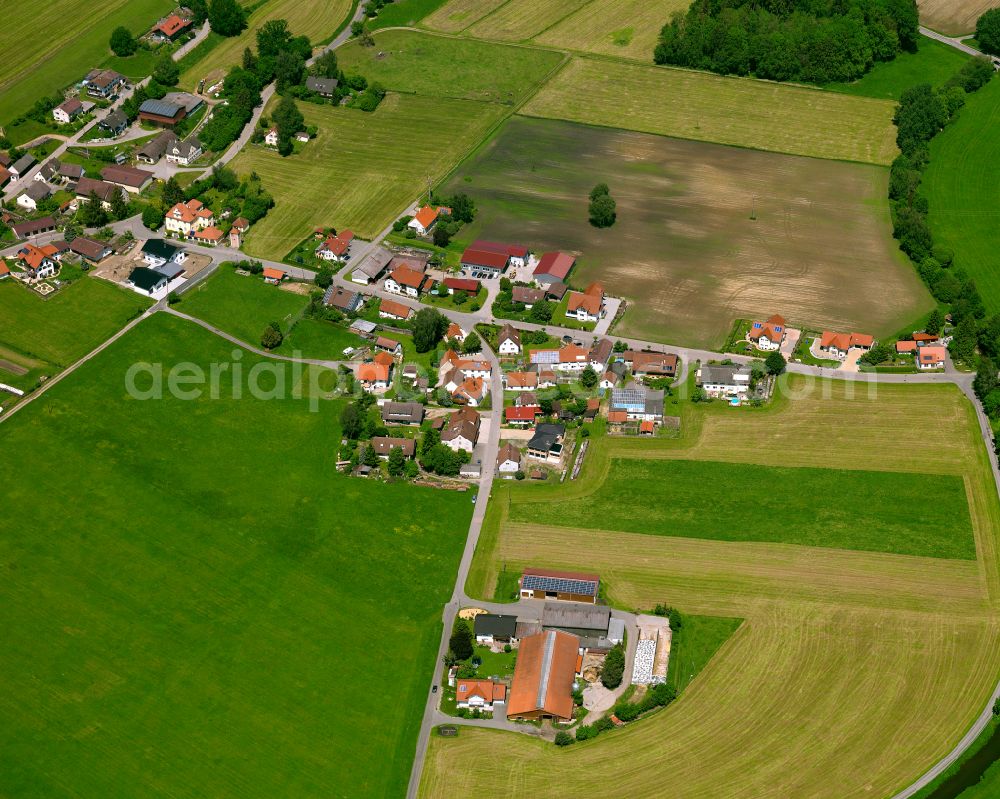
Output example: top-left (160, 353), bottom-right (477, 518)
top-left (522, 574), bottom-right (597, 595)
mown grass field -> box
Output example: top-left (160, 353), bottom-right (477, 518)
top-left (337, 29), bottom-right (564, 103)
top-left (369, 0), bottom-right (450, 29)
top-left (465, 0), bottom-right (590, 42)
top-left (521, 56), bottom-right (900, 164)
top-left (178, 0), bottom-right (352, 90)
top-left (0, 0), bottom-right (173, 126)
top-left (422, 0), bottom-right (508, 32)
top-left (443, 116), bottom-right (930, 348)
top-left (827, 35), bottom-right (969, 100)
top-left (0, 312), bottom-right (471, 798)
top-left (0, 277), bottom-right (148, 372)
top-left (534, 0), bottom-right (689, 60)
top-left (918, 0), bottom-right (995, 35)
top-left (428, 377), bottom-right (1000, 799)
top-left (514, 458), bottom-right (975, 559)
top-left (923, 78), bottom-right (1000, 313)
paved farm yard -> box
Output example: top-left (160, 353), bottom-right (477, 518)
top-left (431, 376), bottom-right (1000, 799)
top-left (0, 313), bottom-right (472, 799)
top-left (446, 116), bottom-right (931, 348)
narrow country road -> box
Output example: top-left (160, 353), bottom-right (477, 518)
top-left (919, 25), bottom-right (991, 57)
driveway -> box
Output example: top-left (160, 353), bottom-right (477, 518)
top-left (841, 348), bottom-right (863, 373)
top-left (780, 327), bottom-right (801, 358)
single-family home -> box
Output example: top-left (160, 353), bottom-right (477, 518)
top-left (315, 230), bottom-right (354, 262)
top-left (127, 265), bottom-right (169, 296)
top-left (141, 238), bottom-right (187, 269)
top-left (138, 99), bottom-right (186, 129)
top-left (896, 340), bottom-right (918, 354)
top-left (17, 181), bottom-right (51, 211)
top-left (504, 371), bottom-right (537, 391)
top-left (520, 568), bottom-right (599, 604)
top-left (917, 345), bottom-right (947, 370)
top-left (370, 436), bottom-right (416, 459)
top-left (474, 614), bottom-right (518, 644)
top-left (511, 286), bottom-right (544, 307)
top-left (193, 226), bottom-right (224, 245)
top-left (69, 236), bottom-right (112, 263)
top-left (609, 382), bottom-right (664, 423)
top-left (357, 361), bottom-right (392, 391)
top-left (53, 98), bottom-right (84, 124)
top-left (505, 405), bottom-right (540, 426)
top-left (165, 198), bottom-right (214, 236)
top-left (407, 205), bottom-right (449, 235)
top-left (455, 678), bottom-right (507, 712)
top-left (497, 324), bottom-right (521, 356)
top-left (506, 630), bottom-right (580, 722)
top-left (85, 69), bottom-right (126, 98)
top-left (264, 127), bottom-right (279, 147)
top-left (440, 350), bottom-right (492, 381)
top-left (98, 109), bottom-right (128, 138)
top-left (600, 371), bottom-right (618, 389)
top-left (165, 136), bottom-right (203, 166)
top-left (323, 285), bottom-right (364, 314)
top-left (697, 364), bottom-right (751, 398)
top-left (749, 314), bottom-right (786, 351)
top-left (380, 401), bottom-right (424, 426)
top-left (446, 322), bottom-right (466, 343)
top-left (375, 336), bottom-right (403, 355)
top-left (453, 377), bottom-right (488, 406)
top-left (378, 298), bottom-right (415, 321)
top-left (9, 154), bottom-right (36, 179)
top-left (100, 164), bottom-right (154, 194)
top-left (351, 246), bottom-right (393, 285)
top-left (536, 370), bottom-right (557, 389)
top-left (137, 131), bottom-right (174, 164)
top-left (262, 267), bottom-right (286, 284)
top-left (384, 264), bottom-right (431, 298)
top-left (151, 14), bottom-right (192, 41)
top-left (443, 276), bottom-right (479, 295)
top-left (16, 245), bottom-right (58, 279)
top-left (75, 176), bottom-right (122, 209)
top-left (441, 407), bottom-right (481, 453)
top-left (588, 338), bottom-right (613, 373)
top-left (305, 75), bottom-right (339, 97)
top-left (497, 443), bottom-right (522, 474)
top-left (514, 391), bottom-right (539, 408)
top-left (527, 423), bottom-right (565, 462)
top-left (624, 350), bottom-right (678, 379)
top-left (532, 251), bottom-right (575, 285)
top-left (460, 240), bottom-right (527, 276)
top-left (35, 159), bottom-right (62, 184)
top-left (530, 343), bottom-right (590, 373)
top-left (818, 331), bottom-right (875, 359)
top-left (565, 281), bottom-right (605, 322)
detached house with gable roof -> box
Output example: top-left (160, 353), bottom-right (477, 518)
top-left (165, 198), bottom-right (215, 236)
top-left (407, 205), bottom-right (449, 236)
top-left (53, 98), bottom-right (84, 125)
top-left (441, 407), bottom-right (480, 453)
top-left (16, 245), bottom-right (58, 279)
top-left (818, 331), bottom-right (875, 359)
top-left (384, 264), bottom-right (431, 298)
top-left (497, 324), bottom-right (521, 356)
top-left (316, 230), bottom-right (354, 262)
top-left (749, 314), bottom-right (786, 351)
top-left (565, 282), bottom-right (606, 323)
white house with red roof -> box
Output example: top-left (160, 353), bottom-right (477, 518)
top-left (497, 324), bottom-right (521, 356)
top-left (262, 267), bottom-right (286, 285)
top-left (818, 331), bottom-right (875, 359)
top-left (53, 98), bottom-right (84, 125)
top-left (16, 245), bottom-right (57, 279)
top-left (916, 345), bottom-right (947, 370)
top-left (385, 264), bottom-right (431, 298)
top-left (529, 343), bottom-right (590, 373)
top-left (749, 314), bottom-right (786, 351)
top-left (446, 322), bottom-right (466, 343)
top-left (565, 282), bottom-right (605, 323)
top-left (315, 230), bottom-right (354, 262)
top-left (407, 205), bottom-right (449, 236)
top-left (165, 198), bottom-right (214, 236)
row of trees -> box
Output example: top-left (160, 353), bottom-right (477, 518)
top-left (887, 59), bottom-right (995, 370)
top-left (654, 0), bottom-right (919, 84)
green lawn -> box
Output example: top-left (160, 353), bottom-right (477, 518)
top-left (369, 0), bottom-right (451, 29)
top-left (0, 311), bottom-right (472, 798)
top-left (338, 29), bottom-right (564, 103)
top-left (510, 458), bottom-right (976, 559)
top-left (178, 265), bottom-right (310, 344)
top-left (423, 286), bottom-right (487, 312)
top-left (666, 613), bottom-right (744, 695)
top-left (277, 317), bottom-right (366, 359)
top-left (923, 77), bottom-right (1000, 313)
top-left (825, 36), bottom-right (969, 100)
top-left (0, 276), bottom-right (148, 369)
top-left (0, 0), bottom-right (174, 126)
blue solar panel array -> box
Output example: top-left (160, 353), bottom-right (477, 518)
top-left (522, 574), bottom-right (597, 596)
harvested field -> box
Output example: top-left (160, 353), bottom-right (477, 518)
top-left (534, 0), bottom-right (689, 60)
top-left (232, 94), bottom-right (507, 258)
top-left (466, 0), bottom-right (590, 42)
top-left (917, 0), bottom-right (995, 35)
top-left (521, 57), bottom-right (900, 165)
top-left (178, 0), bottom-right (352, 90)
top-left (434, 378), bottom-right (1000, 799)
top-left (423, 0), bottom-right (507, 32)
top-left (444, 116), bottom-right (930, 348)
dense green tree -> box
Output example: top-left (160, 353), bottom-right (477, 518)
top-left (421, 427), bottom-right (440, 454)
top-left (764, 351), bottom-right (786, 375)
top-left (554, 732), bottom-right (575, 747)
top-left (948, 316), bottom-right (979, 363)
top-left (274, 50), bottom-right (305, 93)
top-left (361, 443), bottom-right (379, 468)
top-left (449, 620), bottom-right (474, 661)
top-left (260, 323), bottom-right (283, 350)
top-left (589, 183), bottom-right (609, 201)
top-left (209, 0), bottom-right (247, 36)
top-left (447, 193), bottom-right (475, 223)
top-left (601, 644), bottom-right (625, 689)
top-left (976, 8), bottom-right (1000, 55)
top-left (432, 223), bottom-right (454, 247)
top-left (162, 176), bottom-right (186, 208)
top-left (341, 402), bottom-right (362, 440)
top-left (387, 446), bottom-right (406, 477)
top-left (188, 0), bottom-right (209, 24)
top-left (110, 190), bottom-right (129, 220)
top-left (242, 46), bottom-right (258, 73)
top-left (109, 26), bottom-right (137, 57)
top-left (313, 49), bottom-right (339, 79)
top-left (412, 308), bottom-right (449, 353)
top-left (589, 192), bottom-right (616, 228)
top-left (462, 332), bottom-right (481, 354)
top-left (974, 357), bottom-right (999, 401)
top-left (580, 365), bottom-right (598, 388)
top-left (529, 300), bottom-right (553, 323)
top-left (79, 192), bottom-right (108, 227)
top-left (152, 54), bottom-right (180, 87)
top-left (946, 57), bottom-right (995, 93)
top-left (894, 84), bottom-right (948, 155)
top-left (271, 94), bottom-right (304, 156)
top-left (925, 308), bottom-right (944, 336)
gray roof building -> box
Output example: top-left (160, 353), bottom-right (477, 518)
top-left (380, 401), bottom-right (424, 426)
top-left (542, 603), bottom-right (611, 635)
top-left (138, 98), bottom-right (184, 118)
top-left (527, 423), bottom-right (565, 456)
top-left (137, 130), bottom-right (175, 163)
top-left (128, 266), bottom-right (168, 293)
top-left (141, 238), bottom-right (182, 262)
top-left (23, 182), bottom-right (51, 202)
top-left (697, 364), bottom-right (750, 386)
top-left (474, 614), bottom-right (518, 640)
top-left (11, 154), bottom-right (36, 176)
top-left (349, 319), bottom-right (377, 336)
top-left (99, 109), bottom-right (128, 134)
top-left (306, 75), bottom-right (339, 96)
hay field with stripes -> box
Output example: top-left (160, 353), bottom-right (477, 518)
top-left (424, 378), bottom-right (1000, 798)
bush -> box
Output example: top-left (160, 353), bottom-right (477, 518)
top-left (260, 323), bottom-right (283, 350)
top-left (109, 26), bottom-right (138, 57)
top-left (554, 731), bottom-right (574, 747)
top-left (601, 644), bottom-right (625, 689)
